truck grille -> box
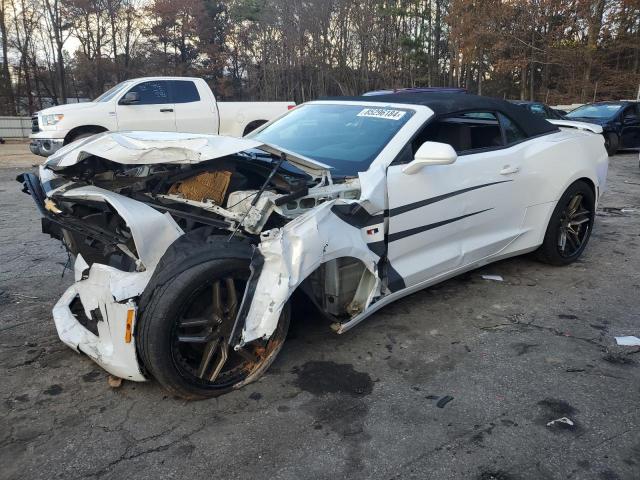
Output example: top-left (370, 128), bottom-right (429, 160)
top-left (31, 115), bottom-right (39, 133)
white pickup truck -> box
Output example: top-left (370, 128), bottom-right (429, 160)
top-left (29, 76), bottom-right (294, 156)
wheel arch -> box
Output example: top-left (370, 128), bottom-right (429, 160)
top-left (240, 203), bottom-right (382, 345)
top-left (242, 120), bottom-right (268, 136)
top-left (64, 125), bottom-right (109, 144)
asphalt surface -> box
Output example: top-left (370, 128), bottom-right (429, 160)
top-left (1, 143), bottom-right (639, 480)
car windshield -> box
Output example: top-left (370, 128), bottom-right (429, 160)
top-left (249, 104), bottom-right (414, 176)
top-left (567, 104), bottom-right (622, 119)
top-left (93, 81), bottom-right (134, 102)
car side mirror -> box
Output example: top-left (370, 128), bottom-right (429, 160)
top-left (119, 91), bottom-right (140, 105)
top-left (402, 141), bottom-right (457, 175)
top-left (623, 114), bottom-right (637, 124)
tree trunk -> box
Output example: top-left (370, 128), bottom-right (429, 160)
top-left (0, 0), bottom-right (16, 114)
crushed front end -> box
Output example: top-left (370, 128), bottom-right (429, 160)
top-left (18, 132), bottom-right (373, 384)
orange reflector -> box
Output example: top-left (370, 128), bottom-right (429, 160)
top-left (125, 308), bottom-right (135, 343)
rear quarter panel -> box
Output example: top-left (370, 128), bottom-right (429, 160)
top-left (494, 128), bottom-right (607, 258)
top-left (521, 129), bottom-right (607, 207)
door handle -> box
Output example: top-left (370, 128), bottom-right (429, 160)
top-left (160, 108), bottom-right (174, 113)
top-left (500, 165), bottom-right (520, 175)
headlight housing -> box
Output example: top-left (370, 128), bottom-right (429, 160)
top-left (41, 114), bottom-right (64, 126)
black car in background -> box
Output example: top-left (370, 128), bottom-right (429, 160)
top-left (509, 100), bottom-right (566, 120)
top-left (566, 101), bottom-right (640, 156)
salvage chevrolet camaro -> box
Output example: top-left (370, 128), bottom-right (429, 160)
top-left (18, 93), bottom-right (608, 399)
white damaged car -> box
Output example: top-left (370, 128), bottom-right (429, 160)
top-left (18, 94), bottom-right (608, 399)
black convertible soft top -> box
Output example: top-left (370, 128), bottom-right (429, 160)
top-left (327, 93), bottom-right (560, 138)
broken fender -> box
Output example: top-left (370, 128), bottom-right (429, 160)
top-left (240, 200), bottom-right (383, 344)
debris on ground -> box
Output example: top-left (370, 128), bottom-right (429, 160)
top-left (436, 395), bottom-right (455, 408)
top-left (615, 336), bottom-right (640, 346)
top-left (107, 375), bottom-right (123, 388)
top-left (481, 275), bottom-right (504, 282)
top-left (546, 417), bottom-right (574, 427)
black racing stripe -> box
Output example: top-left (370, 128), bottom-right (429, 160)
top-left (385, 262), bottom-right (406, 292)
top-left (331, 204), bottom-right (384, 229)
top-left (388, 181), bottom-right (511, 217)
top-left (366, 240), bottom-right (386, 257)
top-left (388, 208), bottom-right (492, 243)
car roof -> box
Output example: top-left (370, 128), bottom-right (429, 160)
top-left (588, 101), bottom-right (638, 106)
top-left (363, 87), bottom-right (467, 96)
top-left (325, 93), bottom-right (559, 138)
top-left (508, 100), bottom-right (542, 105)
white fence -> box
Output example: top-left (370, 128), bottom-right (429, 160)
top-left (0, 116), bottom-right (32, 139)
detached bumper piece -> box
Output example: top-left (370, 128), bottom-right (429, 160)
top-left (53, 257), bottom-right (146, 381)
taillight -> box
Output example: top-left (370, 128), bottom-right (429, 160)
top-left (287, 104), bottom-right (296, 110)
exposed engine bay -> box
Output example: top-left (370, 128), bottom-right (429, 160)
top-left (33, 136), bottom-right (360, 274)
top-left (17, 131), bottom-right (387, 392)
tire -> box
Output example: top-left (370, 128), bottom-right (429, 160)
top-left (536, 180), bottom-right (595, 266)
top-left (603, 132), bottom-right (619, 156)
top-left (137, 234), bottom-right (290, 400)
top-left (242, 120), bottom-right (267, 136)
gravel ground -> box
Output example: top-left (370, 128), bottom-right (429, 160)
top-left (1, 142), bottom-right (639, 480)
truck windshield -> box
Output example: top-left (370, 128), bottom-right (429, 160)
top-left (93, 81), bottom-right (134, 102)
top-left (249, 104), bottom-right (414, 176)
top-left (566, 104), bottom-right (622, 119)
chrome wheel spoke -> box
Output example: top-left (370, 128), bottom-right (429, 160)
top-left (567, 194), bottom-right (582, 216)
top-left (566, 231), bottom-right (579, 250)
top-left (178, 317), bottom-right (211, 328)
top-left (225, 277), bottom-right (238, 319)
top-left (178, 332), bottom-right (215, 343)
top-left (196, 338), bottom-right (220, 378)
top-left (558, 229), bottom-right (567, 251)
top-left (212, 281), bottom-right (223, 324)
top-left (208, 340), bottom-right (229, 382)
top-left (172, 272), bottom-right (261, 386)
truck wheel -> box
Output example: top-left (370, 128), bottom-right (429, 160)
top-left (536, 180), bottom-right (595, 266)
top-left (243, 120), bottom-right (267, 136)
top-left (603, 132), bottom-right (619, 156)
top-left (137, 250), bottom-right (289, 400)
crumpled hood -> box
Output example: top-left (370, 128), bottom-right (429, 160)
top-left (45, 131), bottom-right (332, 177)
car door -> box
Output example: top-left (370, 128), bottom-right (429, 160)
top-left (385, 112), bottom-right (529, 290)
top-left (620, 105), bottom-right (640, 148)
top-left (116, 80), bottom-right (176, 132)
top-left (170, 80), bottom-right (217, 134)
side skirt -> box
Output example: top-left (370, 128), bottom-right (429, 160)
top-left (333, 243), bottom-right (539, 334)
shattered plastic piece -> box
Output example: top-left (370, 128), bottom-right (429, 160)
top-left (108, 375), bottom-right (123, 388)
top-left (546, 417), bottom-right (574, 427)
top-left (482, 275), bottom-right (504, 282)
top-left (436, 395), bottom-right (454, 408)
top-left (615, 336), bottom-right (640, 346)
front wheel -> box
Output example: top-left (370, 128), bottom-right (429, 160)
top-left (536, 181), bottom-right (595, 266)
top-left (604, 132), bottom-right (619, 156)
top-left (137, 257), bottom-right (290, 400)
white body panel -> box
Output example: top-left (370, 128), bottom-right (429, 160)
top-left (29, 76), bottom-right (294, 156)
top-left (31, 100), bottom-right (608, 381)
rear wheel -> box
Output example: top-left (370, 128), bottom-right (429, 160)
top-left (138, 257), bottom-right (289, 400)
top-left (604, 132), bottom-right (619, 156)
top-left (536, 181), bottom-right (595, 266)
